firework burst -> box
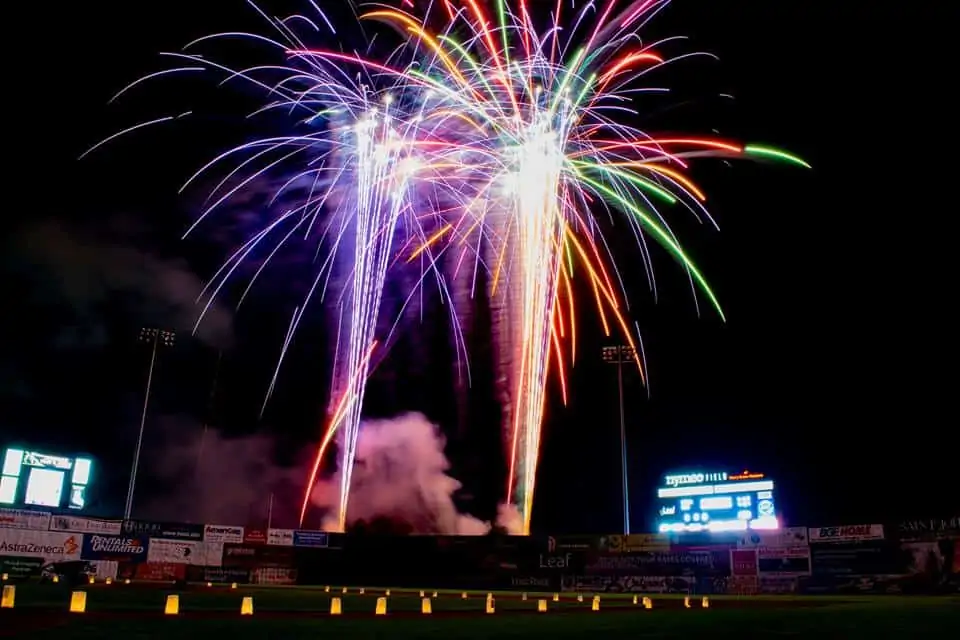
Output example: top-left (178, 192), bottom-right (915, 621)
top-left (358, 0), bottom-right (809, 533)
top-left (89, 0), bottom-right (807, 534)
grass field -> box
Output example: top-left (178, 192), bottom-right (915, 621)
top-left (2, 583), bottom-right (958, 638)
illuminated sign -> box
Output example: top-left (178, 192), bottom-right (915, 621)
top-left (729, 470), bottom-right (765, 481)
top-left (656, 469), bottom-right (778, 534)
top-left (664, 472), bottom-right (728, 487)
top-left (0, 448), bottom-right (93, 511)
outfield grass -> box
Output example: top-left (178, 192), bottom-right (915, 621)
top-left (2, 583), bottom-right (958, 638)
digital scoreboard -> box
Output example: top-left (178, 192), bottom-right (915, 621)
top-left (0, 448), bottom-right (92, 511)
top-left (656, 470), bottom-right (777, 533)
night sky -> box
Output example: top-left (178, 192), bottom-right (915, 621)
top-left (2, 1), bottom-right (954, 533)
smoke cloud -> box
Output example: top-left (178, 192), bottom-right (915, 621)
top-left (311, 412), bottom-right (522, 535)
top-left (139, 416), bottom-right (298, 525)
top-left (5, 219), bottom-right (233, 349)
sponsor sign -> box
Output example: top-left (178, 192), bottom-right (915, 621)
top-left (738, 526), bottom-right (808, 548)
top-left (222, 544), bottom-right (295, 569)
top-left (562, 574), bottom-right (711, 594)
top-left (122, 520), bottom-right (203, 541)
top-left (0, 529), bottom-right (82, 561)
top-left (123, 562), bottom-right (186, 582)
top-left (292, 530), bottom-right (328, 548)
top-left (203, 567), bottom-right (251, 584)
top-left (147, 538), bottom-right (223, 567)
top-left (0, 508), bottom-right (52, 530)
top-left (81, 534), bottom-right (149, 562)
top-left (0, 556), bottom-right (45, 579)
top-left (897, 516), bottom-right (960, 541)
top-left (600, 533), bottom-right (670, 553)
top-left (252, 567), bottom-right (297, 585)
top-left (268, 528), bottom-right (294, 546)
top-left (757, 546), bottom-right (811, 576)
top-left (204, 524), bottom-right (244, 544)
top-left (730, 549), bottom-right (758, 576)
top-left (243, 529), bottom-right (267, 545)
top-left (50, 516), bottom-right (122, 535)
top-left (546, 535), bottom-right (598, 552)
top-left (519, 549), bottom-right (586, 573)
top-left (506, 574), bottom-right (558, 590)
top-left (810, 541), bottom-right (908, 576)
top-left (586, 549), bottom-right (726, 576)
top-left (809, 524), bottom-right (884, 543)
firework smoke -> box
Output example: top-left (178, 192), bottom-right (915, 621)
top-left (310, 412), bottom-right (522, 534)
top-left (140, 418), bottom-right (298, 524)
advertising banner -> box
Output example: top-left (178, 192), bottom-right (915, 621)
top-left (586, 549), bottom-right (726, 576)
top-left (0, 529), bottom-right (82, 561)
top-left (81, 534), bottom-right (149, 562)
top-left (243, 529), bottom-right (267, 545)
top-left (267, 528), bottom-right (294, 546)
top-left (222, 544), bottom-right (258, 567)
top-left (119, 562), bottom-right (187, 582)
top-left (810, 541), bottom-right (907, 576)
top-left (520, 549), bottom-right (587, 574)
top-left (738, 527), bottom-right (808, 548)
top-left (252, 567), bottom-right (297, 585)
top-left (546, 535), bottom-right (599, 552)
top-left (222, 544), bottom-right (295, 569)
top-left (203, 524), bottom-right (244, 544)
top-left (502, 574), bottom-right (561, 591)
top-left (0, 556), bottom-right (45, 580)
top-left (756, 546), bottom-right (811, 576)
top-left (808, 524), bottom-right (884, 543)
top-left (599, 534), bottom-right (670, 553)
top-left (293, 530), bottom-right (328, 548)
top-left (122, 520), bottom-right (203, 541)
top-left (50, 516), bottom-right (122, 535)
top-left (146, 538), bottom-right (223, 567)
top-left (0, 508), bottom-right (52, 531)
top-left (897, 516), bottom-right (960, 542)
top-left (202, 567), bottom-right (251, 584)
top-left (730, 549), bottom-right (758, 576)
top-left (562, 574), bottom-right (726, 594)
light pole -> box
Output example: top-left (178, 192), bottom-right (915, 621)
top-left (124, 327), bottom-right (175, 520)
top-left (195, 350), bottom-right (222, 481)
top-left (602, 344), bottom-right (636, 535)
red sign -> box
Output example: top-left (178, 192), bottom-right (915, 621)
top-left (729, 471), bottom-right (765, 481)
top-left (243, 529), bottom-right (267, 545)
top-left (133, 562), bottom-right (186, 581)
top-left (731, 549), bottom-right (758, 576)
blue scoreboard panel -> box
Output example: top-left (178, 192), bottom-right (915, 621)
top-left (656, 470), bottom-right (777, 533)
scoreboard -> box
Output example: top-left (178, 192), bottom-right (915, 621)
top-left (0, 448), bottom-right (93, 511)
top-left (656, 470), bottom-right (777, 533)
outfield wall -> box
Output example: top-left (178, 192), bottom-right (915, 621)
top-left (1, 509), bottom-right (957, 594)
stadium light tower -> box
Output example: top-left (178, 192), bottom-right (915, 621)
top-left (602, 344), bottom-right (636, 535)
top-left (124, 327), bottom-right (175, 520)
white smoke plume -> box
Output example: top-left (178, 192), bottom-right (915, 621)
top-left (311, 412), bottom-right (522, 535)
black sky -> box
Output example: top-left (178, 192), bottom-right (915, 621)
top-left (1, 1), bottom-right (955, 532)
